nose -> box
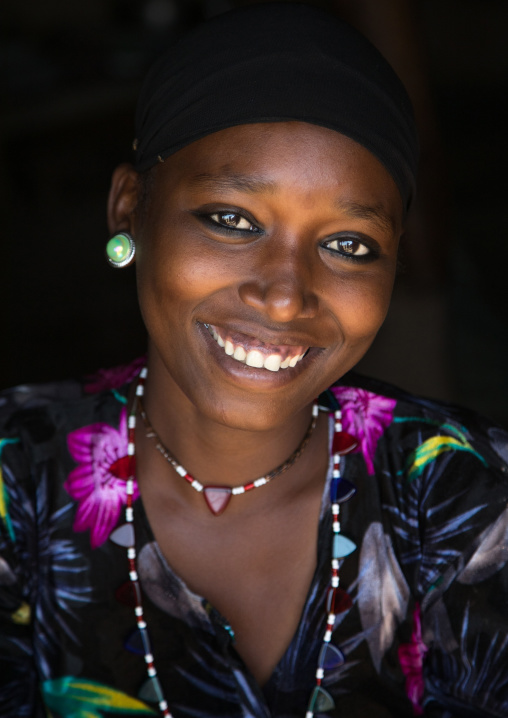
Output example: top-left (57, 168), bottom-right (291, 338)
top-left (238, 247), bottom-right (319, 323)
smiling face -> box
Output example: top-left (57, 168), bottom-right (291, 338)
top-left (111, 122), bottom-right (404, 431)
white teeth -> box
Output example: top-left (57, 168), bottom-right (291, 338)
top-left (264, 354), bottom-right (282, 372)
top-left (245, 350), bottom-right (264, 368)
top-left (233, 346), bottom-right (247, 361)
top-left (206, 324), bottom-right (307, 372)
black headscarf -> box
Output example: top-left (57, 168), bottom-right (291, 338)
top-left (134, 2), bottom-right (418, 210)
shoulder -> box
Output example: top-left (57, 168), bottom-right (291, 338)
top-left (329, 371), bottom-right (508, 477)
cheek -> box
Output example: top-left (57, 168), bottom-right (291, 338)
top-left (328, 268), bottom-right (395, 346)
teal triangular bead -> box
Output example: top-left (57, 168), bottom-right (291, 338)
top-left (138, 676), bottom-right (163, 703)
top-left (109, 523), bottom-right (135, 547)
top-left (332, 533), bottom-right (356, 559)
top-left (308, 686), bottom-right (335, 712)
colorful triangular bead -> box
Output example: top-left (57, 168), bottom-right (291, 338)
top-left (203, 486), bottom-right (232, 515)
top-left (138, 676), bottom-right (164, 703)
top-left (332, 478), bottom-right (357, 503)
top-left (327, 586), bottom-right (353, 614)
top-left (332, 533), bottom-right (356, 559)
top-left (109, 455), bottom-right (133, 479)
top-left (318, 643), bottom-right (345, 670)
top-left (308, 686), bottom-right (335, 712)
top-left (332, 431), bottom-right (358, 455)
top-left (109, 523), bottom-right (135, 547)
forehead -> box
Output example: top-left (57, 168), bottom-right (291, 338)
top-left (153, 122), bottom-right (404, 226)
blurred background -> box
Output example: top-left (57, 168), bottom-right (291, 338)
top-left (1, 0), bottom-right (507, 425)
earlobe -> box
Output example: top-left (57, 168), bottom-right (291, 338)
top-left (107, 163), bottom-right (140, 236)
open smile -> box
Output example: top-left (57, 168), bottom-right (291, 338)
top-left (204, 323), bottom-right (309, 372)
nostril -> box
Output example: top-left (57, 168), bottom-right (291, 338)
top-left (238, 279), bottom-right (317, 322)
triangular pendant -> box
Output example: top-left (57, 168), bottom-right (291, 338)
top-left (203, 486), bottom-right (232, 515)
top-left (109, 455), bottom-right (133, 479)
top-left (138, 676), bottom-right (163, 703)
top-left (109, 523), bottom-right (135, 547)
top-left (308, 685), bottom-right (335, 712)
top-left (318, 642), bottom-right (345, 670)
top-left (332, 431), bottom-right (358, 455)
top-left (330, 478), bottom-right (357, 504)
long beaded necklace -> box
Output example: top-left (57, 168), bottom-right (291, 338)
top-left (138, 396), bottom-right (319, 515)
top-left (110, 366), bottom-right (359, 718)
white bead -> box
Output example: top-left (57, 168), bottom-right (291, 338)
top-left (135, 606), bottom-right (143, 616)
top-left (306, 712), bottom-right (314, 718)
top-left (136, 384), bottom-right (144, 395)
top-left (176, 466), bottom-right (186, 477)
top-left (328, 613), bottom-right (336, 624)
top-left (332, 469), bottom-right (340, 478)
top-left (129, 570), bottom-right (138, 581)
top-left (126, 479), bottom-right (134, 494)
top-left (126, 507), bottom-right (134, 522)
top-left (147, 666), bottom-right (156, 677)
top-left (332, 559), bottom-right (339, 569)
top-left (232, 486), bottom-right (244, 495)
top-left (324, 629), bottom-right (332, 642)
top-left (137, 620), bottom-right (147, 629)
top-left (332, 503), bottom-right (340, 513)
top-left (128, 415), bottom-right (136, 428)
top-left (159, 701), bottom-right (168, 711)
top-left (254, 478), bottom-right (267, 487)
top-left (331, 576), bottom-right (339, 587)
top-left (191, 480), bottom-right (203, 491)
top-left (144, 653), bottom-right (154, 663)
top-left (316, 667), bottom-right (324, 680)
top-left (312, 404), bottom-right (319, 417)
top-left (128, 443), bottom-right (135, 456)
top-left (333, 521), bottom-right (340, 532)
top-left (127, 548), bottom-right (136, 559)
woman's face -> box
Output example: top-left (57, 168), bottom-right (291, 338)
top-left (118, 122), bottom-right (404, 431)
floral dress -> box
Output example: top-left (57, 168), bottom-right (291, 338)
top-left (1, 359), bottom-right (507, 718)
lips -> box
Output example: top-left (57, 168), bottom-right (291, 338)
top-left (204, 323), bottom-right (308, 372)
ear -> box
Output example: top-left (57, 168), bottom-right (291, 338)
top-left (107, 163), bottom-right (140, 236)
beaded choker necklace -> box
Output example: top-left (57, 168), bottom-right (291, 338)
top-left (110, 366), bottom-right (359, 718)
top-left (139, 397), bottom-right (319, 515)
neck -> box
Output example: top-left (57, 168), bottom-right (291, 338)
top-left (134, 352), bottom-right (328, 503)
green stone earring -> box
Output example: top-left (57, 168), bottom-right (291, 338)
top-left (106, 232), bottom-right (136, 268)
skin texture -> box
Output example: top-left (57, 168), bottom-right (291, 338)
top-left (108, 121), bottom-right (404, 685)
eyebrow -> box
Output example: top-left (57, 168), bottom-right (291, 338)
top-left (188, 171), bottom-right (277, 195)
top-left (189, 171), bottom-right (397, 233)
top-left (334, 200), bottom-right (397, 234)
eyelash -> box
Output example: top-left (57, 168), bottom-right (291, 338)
top-left (199, 211), bottom-right (376, 262)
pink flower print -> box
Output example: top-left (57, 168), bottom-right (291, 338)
top-left (398, 603), bottom-right (428, 715)
top-left (83, 356), bottom-right (146, 394)
top-left (331, 386), bottom-right (396, 475)
top-left (64, 409), bottom-right (139, 548)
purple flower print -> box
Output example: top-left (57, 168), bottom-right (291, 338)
top-left (83, 356), bottom-right (146, 394)
top-left (331, 386), bottom-right (396, 475)
top-left (65, 409), bottom-right (138, 548)
top-left (398, 603), bottom-right (428, 715)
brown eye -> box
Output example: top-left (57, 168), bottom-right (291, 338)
top-left (324, 237), bottom-right (370, 257)
top-left (210, 212), bottom-right (256, 231)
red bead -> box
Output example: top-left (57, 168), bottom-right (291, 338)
top-left (109, 455), bottom-right (132, 479)
top-left (332, 431), bottom-right (358, 455)
top-left (327, 587), bottom-right (353, 614)
top-left (244, 482), bottom-right (255, 491)
top-left (203, 486), bottom-right (233, 515)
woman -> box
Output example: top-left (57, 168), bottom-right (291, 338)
top-left (1, 4), bottom-right (507, 717)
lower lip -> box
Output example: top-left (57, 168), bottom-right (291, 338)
top-left (197, 322), bottom-right (318, 388)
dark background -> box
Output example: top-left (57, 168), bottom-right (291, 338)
top-left (1, 0), bottom-right (507, 425)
